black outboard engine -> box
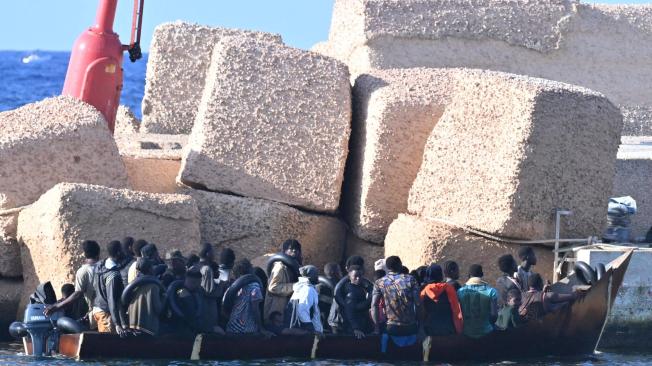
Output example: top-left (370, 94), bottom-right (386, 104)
top-left (9, 282), bottom-right (81, 356)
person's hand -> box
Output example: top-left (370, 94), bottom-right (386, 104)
top-left (261, 330), bottom-right (276, 339)
top-left (353, 329), bottom-right (365, 339)
top-left (115, 325), bottom-right (127, 338)
top-left (43, 304), bottom-right (58, 317)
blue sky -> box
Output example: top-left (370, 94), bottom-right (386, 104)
top-left (0, 0), bottom-right (649, 52)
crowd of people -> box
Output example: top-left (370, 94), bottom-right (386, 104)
top-left (41, 237), bottom-right (581, 347)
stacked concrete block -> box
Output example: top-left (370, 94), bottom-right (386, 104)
top-left (344, 231), bottom-right (385, 277)
top-left (0, 96), bottom-right (129, 210)
top-left (408, 71), bottom-right (622, 240)
top-left (317, 0), bottom-right (652, 130)
top-left (17, 183), bottom-right (201, 304)
top-left (385, 214), bottom-right (554, 283)
top-left (141, 22), bottom-right (283, 134)
top-left (184, 189), bottom-right (346, 270)
top-left (114, 105), bottom-right (140, 138)
top-left (179, 36), bottom-right (352, 213)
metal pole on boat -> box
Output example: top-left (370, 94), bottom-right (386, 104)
top-left (553, 209), bottom-right (573, 282)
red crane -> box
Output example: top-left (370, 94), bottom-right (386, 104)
top-left (62, 0), bottom-right (145, 133)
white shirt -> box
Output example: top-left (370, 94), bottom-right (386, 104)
top-left (289, 278), bottom-right (323, 333)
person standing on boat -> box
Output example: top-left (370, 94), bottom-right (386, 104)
top-left (516, 247), bottom-right (538, 290)
top-left (127, 258), bottom-right (165, 336)
top-left (198, 244), bottom-right (225, 334)
top-left (286, 265), bottom-right (323, 335)
top-left (319, 262), bottom-right (341, 332)
top-left (127, 239), bottom-right (149, 284)
top-left (457, 264), bottom-right (498, 339)
top-left (161, 250), bottom-right (187, 288)
top-left (93, 241), bottom-right (129, 336)
top-left (337, 265), bottom-right (373, 338)
top-left (264, 239), bottom-right (302, 323)
top-left (44, 240), bottom-right (100, 329)
top-left (371, 256), bottom-right (420, 353)
top-left (225, 259), bottom-right (273, 337)
top-left (120, 237), bottom-right (135, 287)
top-left (495, 254), bottom-right (521, 307)
top-left (168, 267), bottom-right (204, 336)
top-left (443, 260), bottom-right (462, 291)
top-left (419, 264), bottom-right (463, 336)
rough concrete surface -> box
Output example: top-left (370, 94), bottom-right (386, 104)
top-left (0, 279), bottom-right (23, 334)
top-left (184, 189), bottom-right (346, 270)
top-left (17, 183), bottom-right (200, 306)
top-left (385, 214), bottom-right (554, 284)
top-left (114, 105), bottom-right (140, 138)
top-left (344, 231), bottom-right (385, 277)
top-left (0, 96), bottom-right (129, 209)
top-left (612, 152), bottom-right (652, 240)
top-left (0, 231), bottom-right (21, 279)
top-left (180, 36), bottom-right (352, 213)
top-left (408, 70), bottom-right (622, 240)
top-left (317, 0), bottom-right (652, 127)
top-left (141, 21), bottom-right (283, 134)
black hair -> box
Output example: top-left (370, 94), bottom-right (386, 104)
top-left (121, 237), bottom-right (135, 256)
top-left (345, 255), bottom-right (364, 269)
top-left (186, 267), bottom-right (202, 279)
top-left (254, 267), bottom-right (268, 289)
top-left (374, 269), bottom-right (386, 280)
top-left (186, 254), bottom-right (200, 268)
top-left (82, 240), bottom-right (100, 260)
top-left (518, 246), bottom-right (535, 261)
top-left (107, 240), bottom-right (123, 258)
top-left (385, 256), bottom-right (403, 273)
top-left (498, 254), bottom-right (518, 274)
top-left (269, 311), bottom-right (282, 321)
top-left (443, 260), bottom-right (460, 279)
top-left (324, 262), bottom-right (341, 277)
top-left (133, 239), bottom-right (148, 257)
top-left (232, 258), bottom-right (253, 279)
top-left (219, 248), bottom-right (236, 267)
top-left (281, 239), bottom-right (302, 252)
top-left (61, 283), bottom-right (75, 298)
top-left (401, 266), bottom-right (409, 275)
top-left (426, 264), bottom-right (444, 284)
top-left (199, 243), bottom-right (214, 259)
top-left (507, 288), bottom-right (522, 300)
top-left (469, 264), bottom-right (484, 278)
top-left (347, 264), bottom-right (363, 274)
top-left (136, 257), bottom-right (153, 275)
top-left (530, 273), bottom-right (544, 290)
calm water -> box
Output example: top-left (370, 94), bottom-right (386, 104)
top-left (0, 50), bottom-right (147, 118)
top-left (0, 343), bottom-right (649, 366)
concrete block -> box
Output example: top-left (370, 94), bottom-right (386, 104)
top-left (385, 214), bottom-right (554, 284)
top-left (141, 22), bottom-right (283, 134)
top-left (408, 71), bottom-right (622, 239)
top-left (184, 189), bottom-right (346, 270)
top-left (344, 231), bottom-right (385, 277)
top-left (114, 105), bottom-right (139, 138)
top-left (319, 0), bottom-right (652, 131)
top-left (0, 96), bottom-right (129, 209)
top-left (17, 183), bottom-right (200, 305)
top-left (180, 36), bottom-right (352, 213)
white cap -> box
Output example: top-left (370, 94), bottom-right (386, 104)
top-left (374, 258), bottom-right (386, 271)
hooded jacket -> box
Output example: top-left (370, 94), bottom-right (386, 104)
top-left (420, 282), bottom-right (463, 335)
top-left (288, 277), bottom-right (323, 333)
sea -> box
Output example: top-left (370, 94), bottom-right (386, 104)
top-left (0, 50), bottom-right (147, 118)
top-left (1, 50), bottom-right (652, 365)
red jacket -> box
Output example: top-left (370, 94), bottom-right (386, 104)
top-left (420, 283), bottom-right (463, 334)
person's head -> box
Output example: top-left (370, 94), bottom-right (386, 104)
top-left (401, 266), bottom-right (410, 275)
top-left (469, 264), bottom-right (484, 279)
top-left (133, 239), bottom-right (148, 258)
top-left (425, 264), bottom-right (444, 284)
top-left (136, 257), bottom-right (154, 276)
top-left (186, 254), bottom-right (200, 268)
top-left (324, 262), bottom-right (342, 280)
top-left (529, 273), bottom-right (544, 291)
top-left (416, 266), bottom-right (428, 285)
top-left (219, 248), bottom-right (236, 268)
top-left (107, 240), bottom-right (124, 261)
top-left (232, 258), bottom-right (253, 279)
top-left (82, 240), bottom-right (100, 261)
top-left (184, 267), bottom-right (202, 291)
top-left (518, 247), bottom-right (537, 266)
top-left (507, 288), bottom-right (522, 307)
top-left (282, 239), bottom-right (302, 259)
top-left (348, 265), bottom-right (363, 285)
top-left (199, 243), bottom-right (215, 262)
top-left (269, 311), bottom-right (283, 327)
top-left (141, 244), bottom-right (157, 261)
top-left (345, 256), bottom-right (364, 272)
top-left (61, 283), bottom-right (75, 299)
top-left (443, 260), bottom-right (460, 281)
top-left (165, 250), bottom-right (186, 273)
top-left (385, 256), bottom-right (403, 274)
top-left (498, 254), bottom-right (518, 275)
top-left (121, 237), bottom-right (135, 257)
top-left (299, 265), bottom-right (319, 285)
top-left (374, 269), bottom-right (386, 280)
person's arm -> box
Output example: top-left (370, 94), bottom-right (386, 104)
top-left (446, 285), bottom-right (464, 334)
top-left (311, 290), bottom-right (323, 334)
top-left (267, 263), bottom-right (294, 296)
top-left (489, 289), bottom-right (498, 323)
top-left (107, 274), bottom-right (127, 335)
top-left (152, 286), bottom-right (164, 315)
top-left (370, 286), bottom-right (381, 332)
top-left (44, 291), bottom-right (83, 316)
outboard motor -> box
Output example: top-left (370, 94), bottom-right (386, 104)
top-left (8, 282), bottom-right (81, 356)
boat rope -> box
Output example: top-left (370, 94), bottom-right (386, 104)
top-left (422, 216), bottom-right (595, 246)
top-left (422, 336), bottom-right (432, 362)
top-left (594, 275), bottom-right (613, 352)
top-left (190, 334), bottom-right (203, 361)
top-left (311, 335), bottom-right (319, 359)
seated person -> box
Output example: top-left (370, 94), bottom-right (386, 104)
top-left (495, 254), bottom-right (521, 307)
top-left (60, 283), bottom-right (88, 321)
top-left (127, 258), bottom-right (165, 336)
top-left (519, 273), bottom-right (578, 321)
top-left (495, 289), bottom-right (526, 330)
top-left (318, 262), bottom-right (341, 332)
top-left (225, 259), bottom-right (272, 337)
top-left (443, 260), bottom-right (462, 291)
top-left (167, 268), bottom-right (204, 337)
top-left (286, 265), bottom-right (323, 335)
top-left (457, 264), bottom-right (498, 339)
top-left (420, 264), bottom-right (463, 336)
top-left (337, 265), bottom-right (373, 339)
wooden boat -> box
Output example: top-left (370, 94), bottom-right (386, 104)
top-left (24, 251), bottom-right (633, 362)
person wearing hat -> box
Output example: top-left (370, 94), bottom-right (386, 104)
top-left (161, 250), bottom-right (187, 288)
top-left (127, 258), bottom-right (165, 336)
top-left (456, 264), bottom-right (498, 338)
top-left (419, 264), bottom-right (463, 336)
top-left (264, 239), bottom-right (302, 323)
top-left (286, 265), bottom-right (323, 335)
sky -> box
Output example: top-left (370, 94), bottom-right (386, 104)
top-left (0, 0), bottom-right (335, 52)
top-left (0, 0), bottom-right (649, 52)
